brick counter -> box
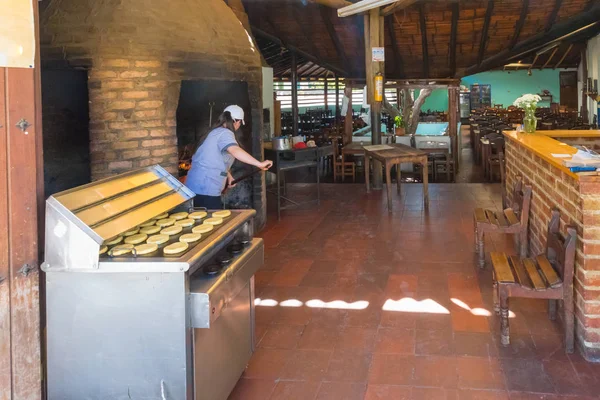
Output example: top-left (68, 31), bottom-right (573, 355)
top-left (504, 131), bottom-right (600, 361)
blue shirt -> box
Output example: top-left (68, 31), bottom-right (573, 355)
top-left (186, 127), bottom-right (238, 196)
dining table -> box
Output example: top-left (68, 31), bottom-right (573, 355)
top-left (356, 143), bottom-right (429, 212)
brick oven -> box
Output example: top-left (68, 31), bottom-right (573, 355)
top-left (39, 0), bottom-right (267, 228)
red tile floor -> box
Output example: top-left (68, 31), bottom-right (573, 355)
top-left (229, 183), bottom-right (600, 400)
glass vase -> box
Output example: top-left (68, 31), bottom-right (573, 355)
top-left (523, 108), bottom-right (537, 133)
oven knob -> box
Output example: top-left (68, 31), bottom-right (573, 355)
top-left (227, 243), bottom-right (243, 254)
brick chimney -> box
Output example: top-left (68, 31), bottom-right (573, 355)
top-left (88, 59), bottom-right (179, 179)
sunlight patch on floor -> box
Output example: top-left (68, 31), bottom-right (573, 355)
top-left (254, 298), bottom-right (369, 310)
top-left (382, 298), bottom-right (450, 314)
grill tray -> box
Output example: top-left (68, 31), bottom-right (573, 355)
top-left (101, 212), bottom-right (236, 260)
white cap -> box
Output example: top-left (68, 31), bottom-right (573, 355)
top-left (224, 105), bottom-right (245, 125)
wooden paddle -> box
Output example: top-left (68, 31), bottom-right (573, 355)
top-left (222, 168), bottom-right (263, 195)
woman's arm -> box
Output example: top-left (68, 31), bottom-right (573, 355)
top-left (227, 146), bottom-right (273, 170)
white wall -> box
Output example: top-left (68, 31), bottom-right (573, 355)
top-left (581, 34), bottom-right (600, 124)
top-left (262, 67), bottom-right (274, 137)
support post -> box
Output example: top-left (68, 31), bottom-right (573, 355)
top-left (0, 2), bottom-right (43, 397)
top-left (335, 76), bottom-right (340, 134)
top-left (581, 48), bottom-right (589, 122)
top-left (344, 86), bottom-right (353, 145)
top-left (324, 76), bottom-right (329, 112)
top-left (448, 87), bottom-right (460, 175)
top-left (366, 8), bottom-right (383, 190)
top-left (291, 52), bottom-right (299, 135)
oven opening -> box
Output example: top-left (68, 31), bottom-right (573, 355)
top-left (42, 68), bottom-right (91, 197)
top-left (176, 80), bottom-right (254, 209)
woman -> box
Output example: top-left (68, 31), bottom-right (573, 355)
top-left (186, 105), bottom-right (273, 209)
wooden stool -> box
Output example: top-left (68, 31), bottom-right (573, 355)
top-left (474, 177), bottom-right (532, 268)
top-left (491, 209), bottom-right (577, 352)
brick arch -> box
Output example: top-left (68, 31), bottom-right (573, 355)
top-left (39, 0), bottom-right (262, 177)
top-left (39, 0), bottom-right (266, 227)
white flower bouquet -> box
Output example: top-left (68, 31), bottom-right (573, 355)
top-left (513, 94), bottom-right (542, 109)
top-left (513, 94), bottom-right (542, 133)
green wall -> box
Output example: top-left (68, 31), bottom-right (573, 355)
top-left (414, 69), bottom-right (572, 112)
top-left (461, 69), bottom-right (568, 109)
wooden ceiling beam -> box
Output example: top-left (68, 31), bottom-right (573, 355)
top-left (303, 63), bottom-right (324, 76)
top-left (545, 0), bottom-right (563, 32)
top-left (477, 0), bottom-right (495, 66)
top-left (387, 15), bottom-right (404, 78)
top-left (295, 3), bottom-right (324, 64)
top-left (466, 3), bottom-right (600, 75)
top-left (381, 0), bottom-right (419, 17)
top-left (449, 2), bottom-right (459, 76)
top-left (298, 61), bottom-right (316, 74)
top-left (541, 46), bottom-right (559, 68)
top-left (319, 5), bottom-right (352, 75)
top-left (251, 26), bottom-right (348, 77)
top-left (305, 0), bottom-right (352, 8)
top-left (554, 43), bottom-right (573, 68)
top-left (528, 53), bottom-right (540, 73)
top-left (418, 3), bottom-right (429, 78)
top-left (387, 83), bottom-right (460, 89)
top-left (509, 0), bottom-right (529, 50)
top-left (584, 0), bottom-right (594, 12)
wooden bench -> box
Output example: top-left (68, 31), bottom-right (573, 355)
top-left (474, 176), bottom-right (532, 268)
top-left (491, 209), bottom-right (577, 352)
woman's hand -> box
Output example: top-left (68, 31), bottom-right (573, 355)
top-left (227, 172), bottom-right (236, 188)
top-left (228, 146), bottom-right (273, 171)
top-left (258, 160), bottom-right (273, 170)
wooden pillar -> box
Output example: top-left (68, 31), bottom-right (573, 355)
top-left (0, 1), bottom-right (43, 398)
top-left (324, 76), bottom-right (329, 112)
top-left (365, 9), bottom-right (383, 189)
top-left (344, 86), bottom-right (353, 144)
top-left (274, 92), bottom-right (281, 136)
top-left (448, 86), bottom-right (460, 175)
top-left (291, 52), bottom-right (299, 135)
top-left (581, 48), bottom-right (589, 122)
top-left (335, 76), bottom-right (340, 135)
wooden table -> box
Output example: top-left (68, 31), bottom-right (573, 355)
top-left (342, 142), bottom-right (368, 157)
top-left (363, 144), bottom-right (429, 212)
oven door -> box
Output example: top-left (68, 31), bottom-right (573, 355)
top-left (190, 238), bottom-right (263, 400)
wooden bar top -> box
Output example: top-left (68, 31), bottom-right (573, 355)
top-left (535, 130), bottom-right (600, 138)
top-left (503, 131), bottom-right (580, 180)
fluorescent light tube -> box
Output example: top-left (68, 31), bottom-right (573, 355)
top-left (338, 0), bottom-right (399, 17)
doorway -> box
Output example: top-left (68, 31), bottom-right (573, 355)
top-left (560, 71), bottom-right (578, 110)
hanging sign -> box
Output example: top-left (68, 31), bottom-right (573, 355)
top-left (0, 0), bottom-right (35, 68)
top-left (372, 47), bottom-right (385, 62)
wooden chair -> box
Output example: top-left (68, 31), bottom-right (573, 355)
top-left (491, 209), bottom-right (577, 352)
top-left (486, 137), bottom-right (505, 182)
top-left (499, 151), bottom-right (507, 209)
top-left (474, 177), bottom-right (532, 268)
top-left (332, 137), bottom-right (355, 182)
top-left (435, 155), bottom-right (455, 182)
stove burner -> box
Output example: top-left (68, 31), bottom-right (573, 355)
top-left (216, 253), bottom-right (233, 265)
top-left (228, 243), bottom-right (243, 254)
top-left (203, 264), bottom-right (222, 276)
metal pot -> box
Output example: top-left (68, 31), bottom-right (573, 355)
top-left (272, 136), bottom-right (292, 151)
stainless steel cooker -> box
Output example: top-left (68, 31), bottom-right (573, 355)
top-left (42, 165), bottom-right (263, 400)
